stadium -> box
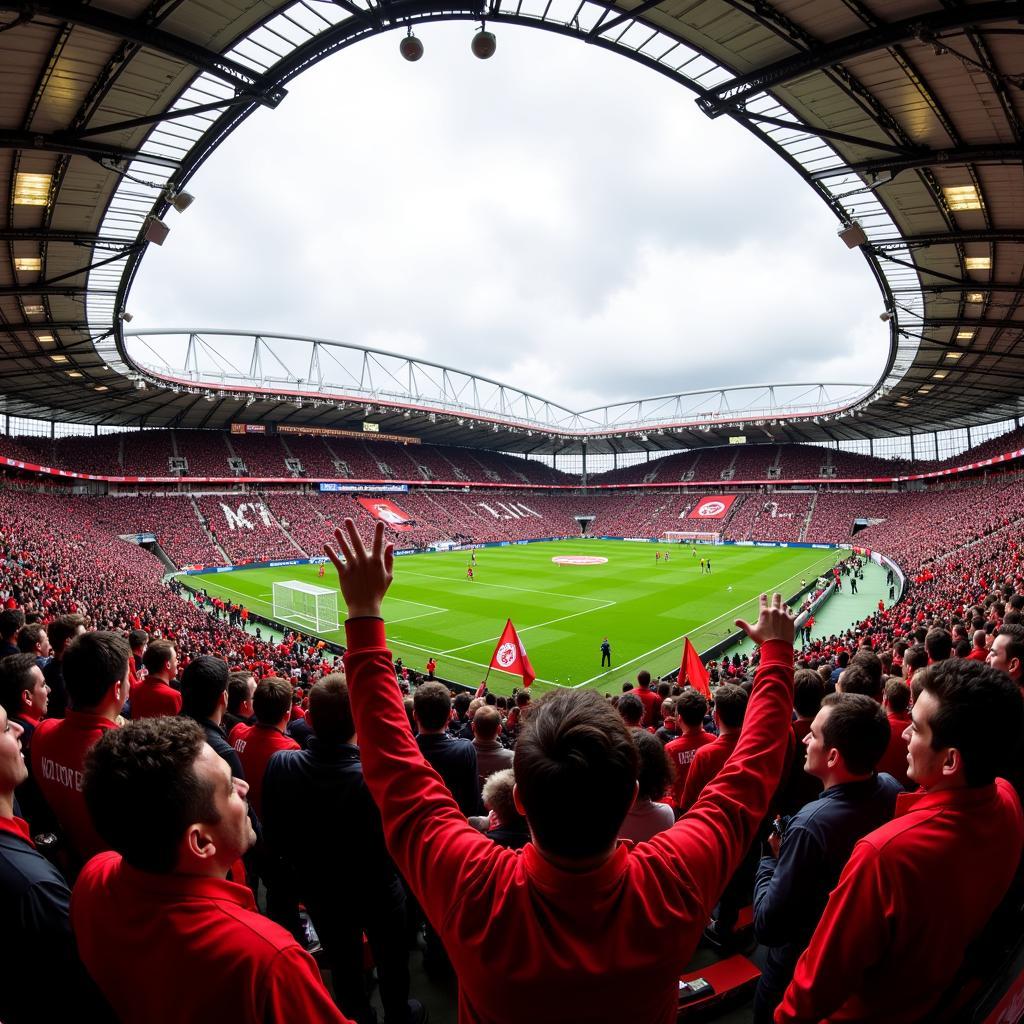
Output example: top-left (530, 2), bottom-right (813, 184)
top-left (2, 1), bottom-right (1024, 1023)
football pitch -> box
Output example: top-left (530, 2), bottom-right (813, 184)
top-left (186, 540), bottom-right (845, 694)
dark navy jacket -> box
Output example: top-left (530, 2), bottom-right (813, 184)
top-left (416, 731), bottom-right (481, 817)
top-left (262, 738), bottom-right (404, 911)
top-left (753, 772), bottom-right (902, 992)
top-left (0, 818), bottom-right (112, 1023)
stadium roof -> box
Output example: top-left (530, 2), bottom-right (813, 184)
top-left (2, 0), bottom-right (1023, 455)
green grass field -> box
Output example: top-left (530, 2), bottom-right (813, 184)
top-left (186, 541), bottom-right (845, 694)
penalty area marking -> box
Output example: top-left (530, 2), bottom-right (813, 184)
top-left (551, 555), bottom-right (608, 566)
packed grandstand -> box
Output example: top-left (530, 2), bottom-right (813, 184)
top-left (4, 1), bottom-right (1024, 1024)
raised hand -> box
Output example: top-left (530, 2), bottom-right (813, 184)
top-left (324, 518), bottom-right (394, 620)
top-left (735, 593), bottom-right (795, 646)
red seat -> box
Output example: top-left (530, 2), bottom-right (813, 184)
top-left (677, 954), bottom-right (760, 1019)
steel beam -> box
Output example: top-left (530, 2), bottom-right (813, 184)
top-left (698, 1), bottom-right (1021, 117)
top-left (1, 0), bottom-right (286, 105)
top-left (0, 130), bottom-right (181, 169)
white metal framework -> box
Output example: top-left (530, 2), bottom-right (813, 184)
top-left (272, 580), bottom-right (338, 632)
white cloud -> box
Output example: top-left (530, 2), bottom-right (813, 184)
top-left (130, 22), bottom-right (886, 412)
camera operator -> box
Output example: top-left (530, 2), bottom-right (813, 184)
top-left (752, 693), bottom-right (901, 1023)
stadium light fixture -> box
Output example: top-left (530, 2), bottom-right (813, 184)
top-left (400, 28), bottom-right (424, 61)
top-left (917, 386), bottom-right (932, 394)
top-left (14, 257), bottom-right (41, 272)
top-left (23, 304), bottom-right (44, 316)
top-left (895, 400), bottom-right (910, 408)
top-left (838, 221), bottom-right (868, 248)
top-left (14, 172), bottom-right (51, 206)
top-left (66, 370), bottom-right (82, 378)
top-left (142, 216), bottom-right (170, 246)
top-left (965, 292), bottom-right (986, 304)
top-left (956, 330), bottom-right (975, 340)
top-left (35, 333), bottom-right (53, 343)
top-left (880, 311), bottom-right (893, 322)
top-left (164, 188), bottom-right (195, 213)
top-left (119, 311), bottom-right (133, 322)
top-left (471, 24), bottom-right (497, 59)
top-left (964, 257), bottom-right (991, 271)
top-left (943, 185), bottom-right (982, 211)
top-left (94, 385), bottom-right (108, 392)
top-left (945, 351), bottom-right (963, 360)
top-left (49, 354), bottom-right (67, 363)
top-left (932, 370), bottom-right (948, 379)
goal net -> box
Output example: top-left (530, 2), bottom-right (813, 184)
top-left (662, 530), bottom-right (722, 545)
top-left (272, 581), bottom-right (339, 633)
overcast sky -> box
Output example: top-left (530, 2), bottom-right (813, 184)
top-left (130, 22), bottom-right (886, 412)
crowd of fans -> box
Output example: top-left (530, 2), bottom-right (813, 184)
top-left (1, 490), bottom-right (1023, 1024)
top-left (5, 425), bottom-right (1024, 488)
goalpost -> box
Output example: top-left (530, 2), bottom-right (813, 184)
top-left (272, 581), bottom-right (339, 633)
top-left (662, 530), bottom-right (723, 545)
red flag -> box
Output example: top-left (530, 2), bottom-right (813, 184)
top-left (680, 638), bottom-right (710, 698)
top-left (488, 619), bottom-right (536, 688)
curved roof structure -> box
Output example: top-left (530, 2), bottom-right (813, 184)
top-left (2, 0), bottom-right (1022, 451)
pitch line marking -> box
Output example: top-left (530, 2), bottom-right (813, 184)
top-left (570, 555), bottom-right (837, 689)
top-left (398, 568), bottom-right (610, 605)
top-left (438, 599), bottom-right (616, 656)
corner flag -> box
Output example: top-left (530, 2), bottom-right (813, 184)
top-left (488, 619), bottom-right (536, 688)
top-left (680, 638), bottom-right (710, 698)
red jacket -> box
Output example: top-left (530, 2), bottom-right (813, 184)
top-left (32, 710), bottom-right (117, 862)
top-left (635, 687), bottom-right (662, 728)
top-left (130, 679), bottom-right (182, 720)
top-left (344, 618), bottom-right (795, 1024)
top-left (777, 780), bottom-right (1024, 1024)
top-left (664, 730), bottom-right (715, 806)
top-left (71, 851), bottom-right (348, 1023)
top-left (233, 724), bottom-right (299, 817)
top-left (876, 712), bottom-right (911, 788)
top-left (679, 731), bottom-right (740, 812)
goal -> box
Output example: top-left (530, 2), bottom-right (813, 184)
top-left (662, 531), bottom-right (722, 545)
top-left (272, 581), bottom-right (339, 633)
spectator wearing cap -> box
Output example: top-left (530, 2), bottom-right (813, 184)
top-left (263, 675), bottom-right (424, 1024)
top-left (130, 639), bottom-right (181, 720)
top-left (777, 660), bottom-right (1024, 1024)
top-left (71, 718), bottom-right (348, 1024)
top-left (753, 693), bottom-right (901, 1023)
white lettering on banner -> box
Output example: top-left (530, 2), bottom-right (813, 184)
top-left (40, 756), bottom-right (83, 792)
top-left (220, 502), bottom-right (272, 531)
top-left (477, 502), bottom-right (542, 520)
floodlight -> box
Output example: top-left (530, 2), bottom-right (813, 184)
top-left (472, 26), bottom-right (496, 59)
top-left (164, 188), bottom-right (195, 212)
top-left (400, 29), bottom-right (423, 61)
top-left (142, 216), bottom-right (170, 246)
top-left (119, 311), bottom-right (134, 322)
top-left (880, 311), bottom-right (893, 322)
top-left (838, 221), bottom-right (868, 248)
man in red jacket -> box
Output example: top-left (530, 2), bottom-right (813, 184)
top-left (327, 520), bottom-right (797, 1024)
top-left (71, 717), bottom-right (348, 1024)
top-left (130, 638), bottom-right (181, 719)
top-left (32, 631), bottom-right (129, 870)
top-left (679, 684), bottom-right (748, 812)
top-left (777, 658), bottom-right (1024, 1024)
top-left (664, 689), bottom-right (714, 807)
